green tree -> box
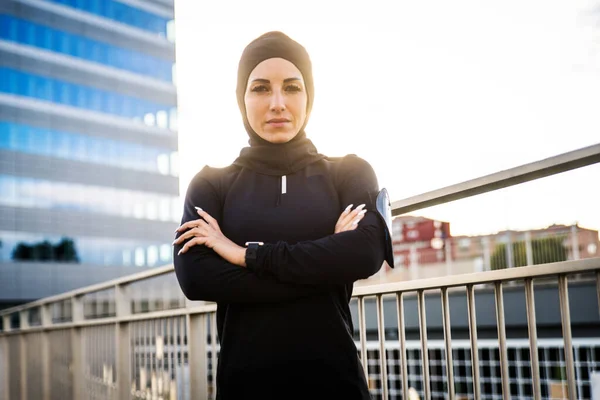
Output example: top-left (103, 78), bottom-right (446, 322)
top-left (491, 236), bottom-right (567, 270)
top-left (54, 238), bottom-right (79, 262)
top-left (11, 238), bottom-right (80, 263)
top-left (12, 243), bottom-right (33, 260)
top-left (34, 240), bottom-right (54, 261)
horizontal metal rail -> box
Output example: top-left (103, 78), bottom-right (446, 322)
top-left (352, 257), bottom-right (598, 296)
top-left (391, 142), bottom-right (600, 215)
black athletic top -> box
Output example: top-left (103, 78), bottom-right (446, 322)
top-left (173, 154), bottom-right (393, 400)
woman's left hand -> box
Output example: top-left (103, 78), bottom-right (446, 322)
top-left (173, 208), bottom-right (247, 267)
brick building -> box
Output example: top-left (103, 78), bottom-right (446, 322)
top-left (391, 216), bottom-right (599, 270)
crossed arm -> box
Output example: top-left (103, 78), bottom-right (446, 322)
top-left (172, 158), bottom-right (392, 303)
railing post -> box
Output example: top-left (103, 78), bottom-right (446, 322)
top-left (1, 324), bottom-right (10, 400)
top-left (409, 245), bottom-right (418, 279)
top-left (466, 285), bottom-right (481, 399)
top-left (558, 275), bottom-right (577, 399)
top-left (41, 305), bottom-right (52, 400)
top-left (494, 282), bottom-right (510, 399)
top-left (525, 231), bottom-right (534, 266)
top-left (187, 312), bottom-right (208, 399)
top-left (482, 237), bottom-right (491, 271)
top-left (570, 224), bottom-right (580, 260)
top-left (115, 284), bottom-right (132, 399)
top-left (19, 311), bottom-right (28, 400)
top-left (1, 316), bottom-right (10, 333)
top-left (505, 232), bottom-right (514, 268)
top-left (445, 238), bottom-right (453, 275)
top-left (71, 295), bottom-right (84, 400)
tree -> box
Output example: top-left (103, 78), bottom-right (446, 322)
top-left (12, 243), bottom-right (33, 261)
top-left (490, 236), bottom-right (567, 270)
top-left (34, 240), bottom-right (54, 261)
top-left (11, 237), bottom-right (80, 263)
top-left (54, 238), bottom-right (79, 262)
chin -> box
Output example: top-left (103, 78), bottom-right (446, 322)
top-left (263, 131), bottom-right (298, 144)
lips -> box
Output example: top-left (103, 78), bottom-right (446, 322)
top-left (267, 118), bottom-right (291, 123)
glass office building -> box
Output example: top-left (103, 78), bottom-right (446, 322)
top-left (0, 0), bottom-right (178, 271)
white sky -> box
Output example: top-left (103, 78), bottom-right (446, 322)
top-left (173, 0), bottom-right (600, 236)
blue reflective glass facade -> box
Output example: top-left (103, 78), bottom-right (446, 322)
top-left (0, 15), bottom-right (172, 81)
top-left (0, 175), bottom-right (179, 221)
top-left (45, 0), bottom-right (170, 36)
top-left (0, 231), bottom-right (173, 267)
top-left (0, 0), bottom-right (178, 277)
top-left (0, 67), bottom-right (173, 126)
top-left (0, 122), bottom-right (176, 175)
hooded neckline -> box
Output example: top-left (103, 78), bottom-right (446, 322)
top-left (231, 31), bottom-right (325, 176)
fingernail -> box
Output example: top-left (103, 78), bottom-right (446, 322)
top-left (195, 206), bottom-right (203, 211)
top-left (355, 204), bottom-right (366, 211)
top-left (352, 220), bottom-right (359, 226)
top-left (344, 204), bottom-right (353, 212)
top-left (177, 249), bottom-right (182, 255)
top-left (358, 210), bottom-right (367, 216)
top-left (172, 240), bottom-right (177, 245)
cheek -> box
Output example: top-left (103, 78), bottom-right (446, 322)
top-left (291, 97), bottom-right (308, 124)
top-left (245, 99), bottom-right (261, 122)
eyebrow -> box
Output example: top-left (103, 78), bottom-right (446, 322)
top-left (250, 77), bottom-right (302, 84)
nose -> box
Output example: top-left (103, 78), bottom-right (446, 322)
top-left (269, 90), bottom-right (285, 112)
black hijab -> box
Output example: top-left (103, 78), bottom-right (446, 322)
top-left (232, 31), bottom-right (326, 176)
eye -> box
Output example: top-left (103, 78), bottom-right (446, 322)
top-left (251, 85), bottom-right (269, 93)
top-left (285, 84), bottom-right (302, 93)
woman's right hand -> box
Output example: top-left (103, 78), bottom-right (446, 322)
top-left (334, 204), bottom-right (367, 234)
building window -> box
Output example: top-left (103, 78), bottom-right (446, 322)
top-left (122, 250), bottom-right (132, 266)
top-left (135, 248), bottom-right (145, 267)
top-left (144, 113), bottom-right (156, 126)
top-left (160, 244), bottom-right (171, 262)
top-left (459, 238), bottom-right (471, 249)
top-left (167, 20), bottom-right (176, 42)
top-left (157, 154), bottom-right (170, 175)
top-left (156, 110), bottom-right (168, 128)
top-left (170, 152), bottom-right (179, 177)
top-left (147, 245), bottom-right (158, 266)
top-left (169, 108), bottom-right (178, 131)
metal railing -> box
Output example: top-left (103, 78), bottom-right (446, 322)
top-left (1, 142), bottom-right (599, 400)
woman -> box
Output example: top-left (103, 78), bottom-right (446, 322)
top-left (173, 31), bottom-right (393, 400)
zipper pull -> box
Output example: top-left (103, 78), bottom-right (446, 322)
top-left (281, 175), bottom-right (287, 194)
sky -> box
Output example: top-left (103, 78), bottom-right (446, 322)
top-left (173, 0), bottom-right (600, 236)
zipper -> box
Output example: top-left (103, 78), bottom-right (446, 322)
top-left (276, 175), bottom-right (286, 206)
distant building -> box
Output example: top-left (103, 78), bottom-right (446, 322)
top-left (452, 223), bottom-right (599, 266)
top-left (391, 216), bottom-right (451, 268)
top-left (0, 0), bottom-right (178, 307)
top-left (391, 216), bottom-right (599, 271)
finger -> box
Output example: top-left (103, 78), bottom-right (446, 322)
top-left (340, 203), bottom-right (353, 218)
top-left (342, 211), bottom-right (366, 232)
top-left (196, 208), bottom-right (221, 231)
top-left (341, 207), bottom-right (367, 229)
top-left (175, 218), bottom-right (205, 233)
top-left (178, 237), bottom-right (207, 255)
top-left (340, 204), bottom-right (366, 226)
top-left (172, 226), bottom-right (207, 245)
top-left (335, 204), bottom-right (355, 230)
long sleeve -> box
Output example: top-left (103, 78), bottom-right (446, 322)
top-left (173, 168), bottom-right (325, 303)
top-left (248, 155), bottom-right (395, 285)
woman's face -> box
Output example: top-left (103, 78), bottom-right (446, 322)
top-left (244, 58), bottom-right (308, 144)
